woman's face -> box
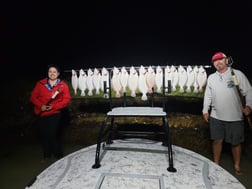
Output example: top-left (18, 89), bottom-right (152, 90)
top-left (48, 67), bottom-right (60, 80)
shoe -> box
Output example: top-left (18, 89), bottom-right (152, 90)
top-left (234, 167), bottom-right (243, 176)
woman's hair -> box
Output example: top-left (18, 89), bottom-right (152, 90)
top-left (47, 64), bottom-right (61, 73)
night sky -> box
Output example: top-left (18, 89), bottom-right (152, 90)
top-left (1, 1), bottom-right (252, 79)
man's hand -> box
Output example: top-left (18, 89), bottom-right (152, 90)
top-left (243, 106), bottom-right (252, 116)
top-left (203, 113), bottom-right (209, 122)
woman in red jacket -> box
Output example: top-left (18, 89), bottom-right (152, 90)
top-left (30, 64), bottom-right (71, 162)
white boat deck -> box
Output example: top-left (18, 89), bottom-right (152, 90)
top-left (26, 138), bottom-right (245, 189)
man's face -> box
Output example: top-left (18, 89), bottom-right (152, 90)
top-left (212, 58), bottom-right (228, 73)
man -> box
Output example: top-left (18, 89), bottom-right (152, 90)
top-left (202, 52), bottom-right (252, 175)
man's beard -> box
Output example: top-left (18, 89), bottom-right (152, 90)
top-left (215, 64), bottom-right (227, 73)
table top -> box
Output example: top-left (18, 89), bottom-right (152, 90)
top-left (107, 107), bottom-right (167, 116)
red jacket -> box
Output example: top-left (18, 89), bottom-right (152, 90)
top-left (30, 78), bottom-right (71, 117)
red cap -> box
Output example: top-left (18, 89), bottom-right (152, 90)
top-left (211, 52), bottom-right (227, 62)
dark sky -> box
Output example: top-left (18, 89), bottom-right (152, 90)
top-left (1, 1), bottom-right (251, 78)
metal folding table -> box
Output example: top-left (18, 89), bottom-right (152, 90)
top-left (92, 106), bottom-right (176, 172)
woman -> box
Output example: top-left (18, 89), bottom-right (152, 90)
top-left (30, 64), bottom-right (71, 162)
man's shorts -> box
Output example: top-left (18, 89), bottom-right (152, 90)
top-left (209, 117), bottom-right (244, 145)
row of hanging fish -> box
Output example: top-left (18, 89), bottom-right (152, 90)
top-left (71, 65), bottom-right (208, 100)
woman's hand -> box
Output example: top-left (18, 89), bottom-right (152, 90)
top-left (41, 104), bottom-right (52, 111)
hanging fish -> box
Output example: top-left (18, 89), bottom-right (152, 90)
top-left (178, 65), bottom-right (188, 93)
top-left (71, 69), bottom-right (78, 95)
top-left (111, 66), bottom-right (122, 98)
top-left (120, 66), bottom-right (129, 93)
top-left (78, 69), bottom-right (87, 96)
top-left (155, 65), bottom-right (163, 93)
top-left (128, 66), bottom-right (139, 97)
top-left (93, 68), bottom-right (101, 95)
top-left (101, 67), bottom-right (110, 98)
top-left (197, 65), bottom-right (207, 92)
top-left (192, 65), bottom-right (199, 93)
top-left (138, 65), bottom-right (148, 101)
top-left (170, 65), bottom-right (179, 92)
top-left (185, 65), bottom-right (195, 93)
top-left (146, 66), bottom-right (155, 93)
top-left (86, 68), bottom-right (94, 96)
top-left (164, 65), bottom-right (172, 92)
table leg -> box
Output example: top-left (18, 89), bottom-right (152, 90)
top-left (92, 116), bottom-right (109, 169)
top-left (163, 116), bottom-right (177, 172)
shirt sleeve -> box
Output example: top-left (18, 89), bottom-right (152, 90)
top-left (30, 82), bottom-right (44, 108)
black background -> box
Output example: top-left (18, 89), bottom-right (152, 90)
top-left (1, 1), bottom-right (251, 79)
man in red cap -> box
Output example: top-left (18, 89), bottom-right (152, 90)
top-left (202, 51), bottom-right (252, 175)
